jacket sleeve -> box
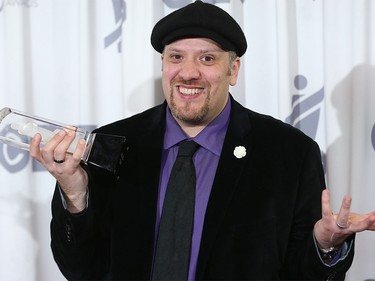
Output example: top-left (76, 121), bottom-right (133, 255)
top-left (50, 165), bottom-right (113, 280)
top-left (280, 140), bottom-right (355, 280)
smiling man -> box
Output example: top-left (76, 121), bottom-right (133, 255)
top-left (30, 1), bottom-right (375, 280)
top-left (162, 37), bottom-right (240, 136)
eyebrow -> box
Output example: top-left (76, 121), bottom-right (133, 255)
top-left (165, 47), bottom-right (224, 54)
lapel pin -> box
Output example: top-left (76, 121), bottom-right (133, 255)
top-left (233, 145), bottom-right (246, 159)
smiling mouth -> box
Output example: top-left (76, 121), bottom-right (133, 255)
top-left (179, 86), bottom-right (202, 95)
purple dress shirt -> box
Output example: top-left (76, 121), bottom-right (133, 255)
top-left (156, 98), bottom-right (231, 281)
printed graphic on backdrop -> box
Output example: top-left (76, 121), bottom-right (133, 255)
top-left (285, 74), bottom-right (324, 139)
top-left (0, 0), bottom-right (38, 9)
top-left (285, 74), bottom-right (326, 167)
top-left (163, 0), bottom-right (245, 9)
top-left (104, 0), bottom-right (126, 52)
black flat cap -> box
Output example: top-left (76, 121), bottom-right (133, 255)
top-left (151, 0), bottom-right (247, 57)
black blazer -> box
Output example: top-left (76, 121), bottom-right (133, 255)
top-left (51, 96), bottom-right (354, 280)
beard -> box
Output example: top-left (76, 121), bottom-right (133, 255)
top-left (168, 83), bottom-right (211, 125)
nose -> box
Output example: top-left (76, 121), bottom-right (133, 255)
top-left (178, 60), bottom-right (201, 81)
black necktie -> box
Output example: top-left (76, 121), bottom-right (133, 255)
top-left (152, 140), bottom-right (200, 281)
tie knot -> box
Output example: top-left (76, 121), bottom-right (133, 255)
top-left (177, 140), bottom-right (199, 158)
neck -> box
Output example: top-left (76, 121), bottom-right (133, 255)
top-left (180, 124), bottom-right (206, 138)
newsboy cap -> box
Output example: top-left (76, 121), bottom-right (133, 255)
top-left (151, 0), bottom-right (247, 57)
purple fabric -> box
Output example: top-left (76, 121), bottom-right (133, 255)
top-left (156, 98), bottom-right (231, 280)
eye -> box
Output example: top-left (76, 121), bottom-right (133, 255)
top-left (170, 54), bottom-right (183, 61)
top-left (200, 55), bottom-right (215, 63)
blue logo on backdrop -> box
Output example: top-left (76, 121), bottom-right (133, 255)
top-left (104, 0), bottom-right (246, 52)
top-left (286, 74), bottom-right (375, 158)
top-left (0, 125), bottom-right (96, 173)
top-left (0, 0), bottom-right (5, 12)
top-left (163, 0), bottom-right (245, 9)
top-left (285, 74), bottom-right (326, 167)
top-left (285, 74), bottom-right (324, 140)
top-left (105, 0), bottom-right (126, 53)
top-left (0, 140), bottom-right (29, 173)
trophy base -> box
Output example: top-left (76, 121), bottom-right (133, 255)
top-left (85, 133), bottom-right (127, 174)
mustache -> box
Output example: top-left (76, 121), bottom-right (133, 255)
top-left (171, 79), bottom-right (208, 88)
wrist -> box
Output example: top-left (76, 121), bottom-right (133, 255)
top-left (65, 189), bottom-right (88, 213)
top-left (318, 246), bottom-right (340, 262)
top-left (58, 182), bottom-right (88, 213)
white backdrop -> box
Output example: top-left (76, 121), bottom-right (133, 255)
top-left (0, 0), bottom-right (374, 280)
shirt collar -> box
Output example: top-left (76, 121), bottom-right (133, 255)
top-left (164, 97), bottom-right (231, 156)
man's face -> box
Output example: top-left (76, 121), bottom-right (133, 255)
top-left (161, 38), bottom-right (240, 127)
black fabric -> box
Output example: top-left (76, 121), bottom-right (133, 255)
top-left (151, 0), bottom-right (247, 57)
top-left (152, 140), bottom-right (200, 280)
top-left (50, 96), bottom-right (355, 280)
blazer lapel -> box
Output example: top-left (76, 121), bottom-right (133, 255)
top-left (196, 98), bottom-right (253, 278)
top-left (131, 104), bottom-right (166, 271)
top-left (137, 103), bottom-right (166, 215)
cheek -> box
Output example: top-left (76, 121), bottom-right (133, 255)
top-left (161, 68), bottom-right (172, 86)
top-left (161, 78), bottom-right (171, 99)
top-left (162, 66), bottom-right (178, 84)
top-left (210, 75), bottom-right (231, 91)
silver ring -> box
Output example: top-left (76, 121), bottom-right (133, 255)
top-left (53, 159), bottom-right (65, 164)
top-left (336, 221), bottom-right (347, 229)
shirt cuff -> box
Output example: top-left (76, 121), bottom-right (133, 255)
top-left (313, 232), bottom-right (353, 267)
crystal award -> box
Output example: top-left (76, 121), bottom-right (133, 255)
top-left (0, 107), bottom-right (127, 174)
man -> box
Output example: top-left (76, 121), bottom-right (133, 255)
top-left (30, 1), bottom-right (375, 280)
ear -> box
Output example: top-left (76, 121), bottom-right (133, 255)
top-left (230, 57), bottom-right (241, 86)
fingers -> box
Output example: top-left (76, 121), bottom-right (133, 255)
top-left (322, 190), bottom-right (352, 228)
top-left (366, 213), bottom-right (375, 231)
top-left (30, 133), bottom-right (43, 162)
top-left (348, 212), bottom-right (375, 232)
top-left (30, 129), bottom-right (85, 168)
top-left (73, 138), bottom-right (87, 161)
top-left (315, 190), bottom-right (352, 248)
top-left (313, 190), bottom-right (334, 249)
top-left (316, 189), bottom-right (375, 250)
top-left (321, 189), bottom-right (333, 219)
top-left (336, 195), bottom-right (352, 229)
top-left (51, 130), bottom-right (77, 163)
top-left (41, 130), bottom-right (69, 164)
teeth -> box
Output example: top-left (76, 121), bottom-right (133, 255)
top-left (180, 87), bottom-right (200, 95)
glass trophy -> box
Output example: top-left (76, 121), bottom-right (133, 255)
top-left (0, 107), bottom-right (127, 174)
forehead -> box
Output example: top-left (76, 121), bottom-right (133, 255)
top-left (164, 38), bottom-right (225, 53)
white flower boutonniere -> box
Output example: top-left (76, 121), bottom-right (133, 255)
top-left (233, 146), bottom-right (246, 159)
